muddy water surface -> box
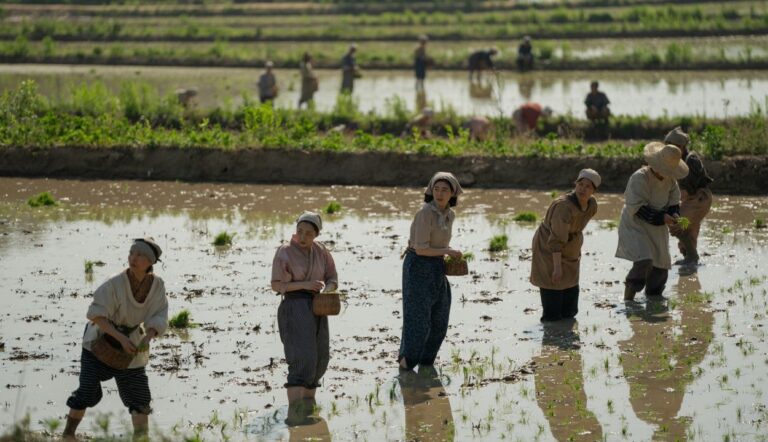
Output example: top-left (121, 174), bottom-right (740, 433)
top-left (1, 178), bottom-right (767, 441)
top-left (1, 64), bottom-right (766, 118)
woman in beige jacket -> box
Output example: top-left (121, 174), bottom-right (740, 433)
top-left (530, 169), bottom-right (600, 321)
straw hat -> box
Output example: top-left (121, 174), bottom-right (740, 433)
top-left (643, 142), bottom-right (689, 180)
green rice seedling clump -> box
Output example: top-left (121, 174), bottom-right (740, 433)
top-left (169, 310), bottom-right (192, 328)
top-left (489, 234), bottom-right (508, 252)
top-left (213, 231), bottom-right (235, 246)
top-left (324, 201), bottom-right (342, 214)
top-left (27, 191), bottom-right (57, 207)
top-left (514, 211), bottom-right (538, 222)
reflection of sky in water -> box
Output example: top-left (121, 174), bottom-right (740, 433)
top-left (1, 64), bottom-right (766, 118)
top-left (1, 179), bottom-right (767, 440)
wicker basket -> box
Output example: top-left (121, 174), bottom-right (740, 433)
top-left (312, 292), bottom-right (341, 316)
top-left (444, 259), bottom-right (469, 276)
top-left (90, 333), bottom-right (135, 370)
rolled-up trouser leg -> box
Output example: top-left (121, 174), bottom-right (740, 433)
top-left (625, 260), bottom-right (653, 294)
top-left (66, 349), bottom-right (107, 410)
top-left (278, 298), bottom-right (319, 388)
top-left (645, 267), bottom-right (669, 296)
top-left (561, 285), bottom-right (580, 319)
top-left (115, 366), bottom-right (152, 415)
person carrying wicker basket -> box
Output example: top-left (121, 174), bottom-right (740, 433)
top-left (63, 238), bottom-right (168, 441)
top-left (271, 212), bottom-right (338, 409)
top-left (530, 169), bottom-right (600, 322)
top-left (399, 172), bottom-right (463, 371)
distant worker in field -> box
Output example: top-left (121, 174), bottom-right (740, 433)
top-left (341, 44), bottom-right (358, 93)
top-left (404, 107), bottom-right (434, 138)
top-left (414, 35), bottom-right (432, 92)
top-left (517, 36), bottom-right (534, 71)
top-left (585, 81), bottom-right (610, 122)
top-left (258, 61), bottom-right (279, 104)
top-left (468, 47), bottom-right (498, 82)
top-left (664, 127), bottom-right (714, 268)
top-left (299, 52), bottom-right (318, 108)
top-left (512, 102), bottom-right (553, 134)
top-left (175, 87), bottom-right (198, 109)
top-left (463, 116), bottom-right (493, 141)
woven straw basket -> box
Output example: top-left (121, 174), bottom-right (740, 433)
top-left (91, 334), bottom-right (135, 370)
top-left (445, 259), bottom-right (469, 276)
top-left (313, 292), bottom-right (341, 316)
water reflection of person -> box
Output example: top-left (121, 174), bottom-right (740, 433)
top-left (398, 366), bottom-right (455, 441)
top-left (533, 319), bottom-right (602, 441)
top-left (285, 398), bottom-right (331, 442)
top-left (618, 273), bottom-right (713, 440)
top-left (416, 89), bottom-right (428, 114)
top-left (517, 76), bottom-right (534, 101)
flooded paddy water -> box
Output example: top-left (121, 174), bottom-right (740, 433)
top-left (1, 64), bottom-right (767, 119)
top-left (1, 177), bottom-right (768, 441)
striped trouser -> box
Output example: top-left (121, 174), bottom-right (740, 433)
top-left (66, 349), bottom-right (152, 415)
top-left (277, 293), bottom-right (330, 389)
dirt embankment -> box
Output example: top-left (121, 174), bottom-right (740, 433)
top-left (1, 147), bottom-right (766, 194)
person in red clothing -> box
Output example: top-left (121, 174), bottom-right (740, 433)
top-left (512, 102), bottom-right (553, 134)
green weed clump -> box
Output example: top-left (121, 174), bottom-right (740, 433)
top-left (169, 310), bottom-right (192, 328)
top-left (27, 191), bottom-right (57, 207)
top-left (323, 201), bottom-right (342, 214)
top-left (514, 211), bottom-right (538, 222)
top-left (212, 231), bottom-right (235, 246)
top-left (489, 234), bottom-right (508, 252)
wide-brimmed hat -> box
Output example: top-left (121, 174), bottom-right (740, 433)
top-left (663, 126), bottom-right (690, 149)
top-left (643, 142), bottom-right (689, 180)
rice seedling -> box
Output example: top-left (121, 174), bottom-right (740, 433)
top-left (445, 252), bottom-right (474, 264)
top-left (677, 216), bottom-right (691, 230)
top-left (755, 218), bottom-right (766, 229)
top-left (169, 309), bottom-right (193, 328)
top-left (489, 234), bottom-right (508, 252)
top-left (26, 192), bottom-right (57, 207)
top-left (323, 201), bottom-right (342, 214)
top-left (213, 231), bottom-right (235, 246)
top-left (84, 260), bottom-right (95, 274)
top-left (513, 211), bottom-right (538, 223)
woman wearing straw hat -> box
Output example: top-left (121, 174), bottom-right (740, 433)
top-left (399, 172), bottom-right (463, 371)
top-left (531, 169), bottom-right (600, 321)
top-left (271, 212), bottom-right (338, 406)
top-left (617, 143), bottom-right (689, 301)
top-left (63, 238), bottom-right (168, 441)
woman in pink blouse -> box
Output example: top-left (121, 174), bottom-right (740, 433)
top-left (271, 212), bottom-right (338, 408)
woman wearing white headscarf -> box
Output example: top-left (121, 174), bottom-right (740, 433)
top-left (399, 172), bottom-right (463, 371)
top-left (617, 142), bottom-right (689, 300)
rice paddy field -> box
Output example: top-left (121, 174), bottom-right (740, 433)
top-left (1, 1), bottom-right (768, 439)
top-left (1, 178), bottom-right (768, 441)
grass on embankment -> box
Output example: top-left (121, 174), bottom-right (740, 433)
top-left (1, 80), bottom-right (765, 159)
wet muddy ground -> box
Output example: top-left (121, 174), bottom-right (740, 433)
top-left (1, 64), bottom-right (766, 119)
top-left (1, 177), bottom-right (767, 441)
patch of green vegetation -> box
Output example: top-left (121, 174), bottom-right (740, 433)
top-left (168, 309), bottom-right (193, 328)
top-left (677, 216), bottom-right (691, 230)
top-left (212, 231), bottom-right (235, 246)
top-left (84, 260), bottom-right (94, 274)
top-left (513, 211), bottom-right (538, 223)
top-left (445, 252), bottom-right (475, 264)
top-left (755, 218), bottom-right (766, 229)
top-left (489, 234), bottom-right (508, 252)
top-left (26, 191), bottom-right (57, 207)
top-left (323, 201), bottom-right (342, 214)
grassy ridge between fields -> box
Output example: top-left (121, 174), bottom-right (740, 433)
top-left (1, 80), bottom-right (766, 159)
